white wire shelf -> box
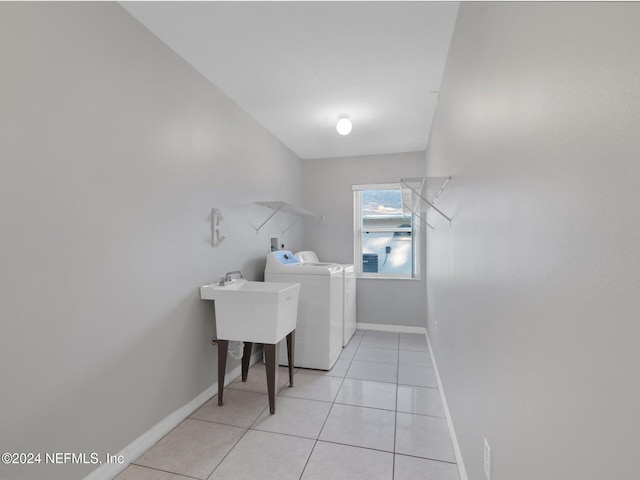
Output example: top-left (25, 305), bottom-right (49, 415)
top-left (255, 201), bottom-right (323, 232)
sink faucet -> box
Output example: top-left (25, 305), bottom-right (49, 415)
top-left (219, 271), bottom-right (244, 286)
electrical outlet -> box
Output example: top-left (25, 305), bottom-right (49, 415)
top-left (483, 438), bottom-right (491, 480)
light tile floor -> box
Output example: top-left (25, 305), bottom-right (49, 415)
top-left (115, 330), bottom-right (460, 480)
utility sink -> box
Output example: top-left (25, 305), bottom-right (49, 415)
top-left (200, 279), bottom-right (300, 344)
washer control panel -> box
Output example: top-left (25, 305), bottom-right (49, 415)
top-left (273, 250), bottom-right (301, 265)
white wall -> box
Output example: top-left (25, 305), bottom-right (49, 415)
top-left (302, 152), bottom-right (427, 328)
top-left (425, 3), bottom-right (640, 479)
top-left (0, 4), bottom-right (303, 479)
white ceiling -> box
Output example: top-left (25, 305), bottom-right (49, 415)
top-left (121, 1), bottom-right (459, 160)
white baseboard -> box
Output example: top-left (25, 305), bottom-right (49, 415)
top-left (358, 322), bottom-right (467, 477)
top-left (83, 350), bottom-right (263, 480)
top-left (86, 331), bottom-right (465, 480)
top-left (356, 322), bottom-right (427, 335)
top-left (425, 331), bottom-right (468, 480)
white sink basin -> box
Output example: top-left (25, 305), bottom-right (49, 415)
top-left (200, 279), bottom-right (300, 344)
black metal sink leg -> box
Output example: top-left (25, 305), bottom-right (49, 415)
top-left (286, 330), bottom-right (295, 387)
top-left (263, 343), bottom-right (279, 414)
top-left (241, 342), bottom-right (253, 381)
top-left (217, 339), bottom-right (229, 406)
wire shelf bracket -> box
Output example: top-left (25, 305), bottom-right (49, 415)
top-left (401, 176), bottom-right (452, 226)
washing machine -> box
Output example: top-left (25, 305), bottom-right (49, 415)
top-left (295, 251), bottom-right (356, 347)
top-left (265, 250), bottom-right (343, 370)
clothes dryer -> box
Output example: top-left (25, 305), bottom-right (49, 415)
top-left (295, 251), bottom-right (356, 347)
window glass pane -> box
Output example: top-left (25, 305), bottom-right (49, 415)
top-left (359, 189), bottom-right (413, 275)
top-left (362, 231), bottom-right (413, 275)
top-left (361, 189), bottom-right (403, 215)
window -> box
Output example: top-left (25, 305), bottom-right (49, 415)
top-left (353, 183), bottom-right (419, 279)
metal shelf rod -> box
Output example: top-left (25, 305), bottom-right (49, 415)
top-left (400, 179), bottom-right (453, 223)
top-left (255, 202), bottom-right (285, 232)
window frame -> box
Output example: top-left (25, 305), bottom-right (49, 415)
top-left (353, 183), bottom-right (420, 280)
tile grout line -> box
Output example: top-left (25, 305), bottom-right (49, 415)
top-left (394, 451), bottom-right (459, 466)
top-left (312, 438), bottom-right (394, 456)
top-left (136, 333), bottom-right (442, 480)
top-left (291, 334), bottom-right (455, 473)
top-left (131, 333), bottom-right (454, 480)
top-left (205, 366), bottom-right (301, 480)
top-left (204, 410), bottom-right (263, 479)
top-left (128, 463), bottom-right (202, 480)
top-left (393, 333), bottom-right (400, 480)
top-left (296, 332), bottom-right (363, 480)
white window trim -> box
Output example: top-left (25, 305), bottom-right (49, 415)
top-left (353, 183), bottom-right (420, 280)
top-left (352, 183), bottom-right (401, 192)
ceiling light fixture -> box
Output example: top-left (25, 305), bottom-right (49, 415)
top-left (336, 116), bottom-right (352, 136)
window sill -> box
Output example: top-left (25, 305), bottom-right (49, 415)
top-left (356, 275), bottom-right (421, 281)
